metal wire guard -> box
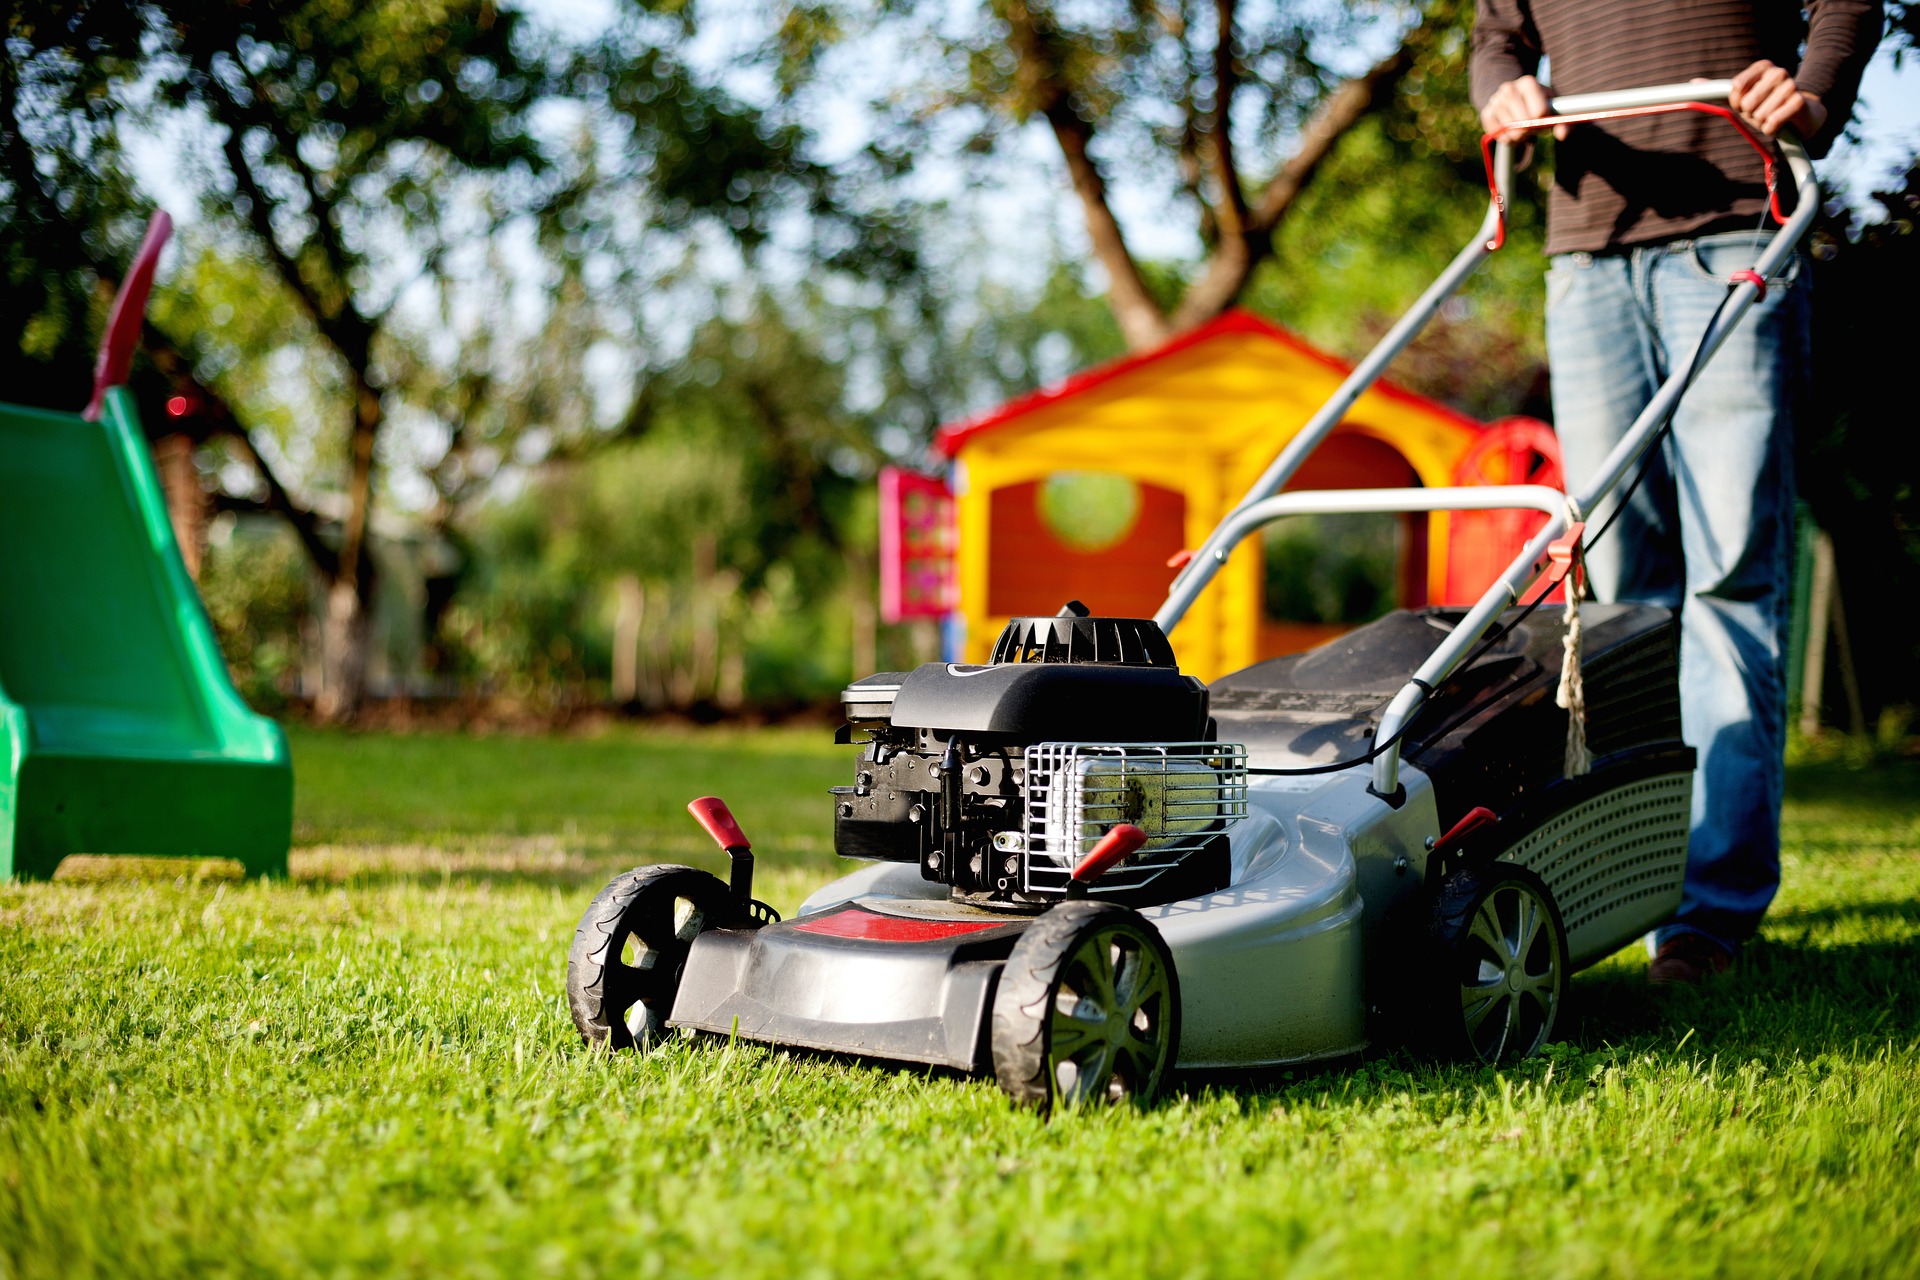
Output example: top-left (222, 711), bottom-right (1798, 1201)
top-left (1021, 742), bottom-right (1248, 894)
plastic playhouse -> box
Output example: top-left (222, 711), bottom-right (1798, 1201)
top-left (0, 213), bottom-right (291, 880)
top-left (931, 310), bottom-right (1561, 682)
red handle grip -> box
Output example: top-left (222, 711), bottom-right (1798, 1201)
top-left (1073, 824), bottom-right (1148, 885)
top-left (85, 210), bottom-right (173, 422)
top-left (687, 796), bottom-right (751, 853)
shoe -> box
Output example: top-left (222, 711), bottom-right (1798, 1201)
top-left (1648, 933), bottom-right (1735, 986)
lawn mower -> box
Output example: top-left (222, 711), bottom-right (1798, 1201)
top-left (565, 83), bottom-right (1816, 1110)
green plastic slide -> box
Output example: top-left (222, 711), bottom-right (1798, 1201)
top-left (0, 213), bottom-right (290, 880)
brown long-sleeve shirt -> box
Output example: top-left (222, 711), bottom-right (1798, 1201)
top-left (1470, 0), bottom-right (1883, 254)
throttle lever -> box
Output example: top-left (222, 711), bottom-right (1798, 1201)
top-left (686, 796), bottom-right (760, 912)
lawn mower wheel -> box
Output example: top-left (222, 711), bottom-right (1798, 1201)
top-left (568, 864), bottom-right (738, 1051)
top-left (991, 900), bottom-right (1180, 1112)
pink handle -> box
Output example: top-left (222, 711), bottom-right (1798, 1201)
top-left (687, 796), bottom-right (751, 853)
top-left (84, 210), bottom-right (173, 421)
top-left (1073, 824), bottom-right (1148, 885)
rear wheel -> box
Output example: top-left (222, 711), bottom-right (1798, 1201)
top-left (991, 901), bottom-right (1179, 1112)
top-left (567, 865), bottom-right (738, 1051)
top-left (1424, 862), bottom-right (1568, 1064)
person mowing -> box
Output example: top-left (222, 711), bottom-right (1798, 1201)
top-left (1471, 0), bottom-right (1883, 984)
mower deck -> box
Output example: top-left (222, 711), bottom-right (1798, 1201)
top-left (670, 901), bottom-right (1030, 1069)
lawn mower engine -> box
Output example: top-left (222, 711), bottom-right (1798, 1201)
top-left (830, 605), bottom-right (1239, 908)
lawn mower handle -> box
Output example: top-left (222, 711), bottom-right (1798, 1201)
top-left (1149, 80), bottom-right (1818, 802)
top-left (1367, 132), bottom-right (1814, 800)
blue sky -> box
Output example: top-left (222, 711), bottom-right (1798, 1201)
top-left (1825, 44), bottom-right (1920, 211)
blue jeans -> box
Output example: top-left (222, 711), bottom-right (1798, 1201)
top-left (1545, 230), bottom-right (1810, 952)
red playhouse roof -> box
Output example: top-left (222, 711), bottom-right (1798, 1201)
top-left (933, 308), bottom-right (1484, 458)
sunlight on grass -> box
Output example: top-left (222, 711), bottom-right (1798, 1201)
top-left (3, 728), bottom-right (1916, 1278)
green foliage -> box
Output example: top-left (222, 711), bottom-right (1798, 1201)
top-left (439, 292), bottom-right (876, 708)
top-left (0, 2), bottom-right (151, 411)
top-left (2, 731), bottom-right (1917, 1277)
top-left (196, 519), bottom-right (313, 711)
top-left (1248, 0), bottom-right (1552, 419)
top-left (1263, 515), bottom-right (1401, 624)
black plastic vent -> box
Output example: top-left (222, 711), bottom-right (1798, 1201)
top-left (989, 615), bottom-right (1179, 668)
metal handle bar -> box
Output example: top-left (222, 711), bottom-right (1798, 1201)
top-left (1207, 485), bottom-right (1569, 556)
top-left (1153, 140), bottom-right (1513, 630)
top-left (1550, 80), bottom-right (1733, 113)
top-left (1368, 128), bottom-right (1816, 798)
top-left (1157, 81), bottom-right (1765, 634)
top-left (1143, 79), bottom-right (1817, 799)
top-left (1480, 101), bottom-right (1786, 250)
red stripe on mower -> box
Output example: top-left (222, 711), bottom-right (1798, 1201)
top-left (790, 908), bottom-right (1010, 943)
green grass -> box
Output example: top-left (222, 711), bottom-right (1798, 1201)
top-left (3, 727), bottom-right (1917, 1278)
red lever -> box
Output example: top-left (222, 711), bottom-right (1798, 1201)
top-left (1431, 806), bottom-right (1499, 857)
top-left (687, 796), bottom-right (750, 853)
top-left (1545, 522), bottom-right (1586, 587)
top-left (1166, 549), bottom-right (1195, 570)
top-left (1073, 824), bottom-right (1148, 885)
top-left (85, 210), bottom-right (173, 422)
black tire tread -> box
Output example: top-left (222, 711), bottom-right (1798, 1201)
top-left (565, 864), bottom-right (734, 1049)
top-left (990, 900), bottom-right (1179, 1111)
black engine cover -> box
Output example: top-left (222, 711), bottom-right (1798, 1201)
top-left (888, 661), bottom-right (1209, 744)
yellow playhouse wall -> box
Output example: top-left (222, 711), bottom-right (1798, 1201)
top-left (948, 329), bottom-right (1480, 684)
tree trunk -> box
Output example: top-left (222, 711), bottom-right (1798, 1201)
top-left (611, 573), bottom-right (644, 705)
top-left (312, 383), bottom-right (382, 724)
top-left (150, 433), bottom-right (208, 580)
top-left (849, 549), bottom-right (877, 680)
top-left (314, 577), bottom-right (372, 723)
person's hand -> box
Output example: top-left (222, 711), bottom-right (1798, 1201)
top-left (1480, 75), bottom-right (1567, 140)
top-left (1729, 60), bottom-right (1827, 138)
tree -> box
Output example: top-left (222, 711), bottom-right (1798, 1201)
top-left (778, 0), bottom-right (1456, 351)
top-left (0, 2), bottom-right (147, 407)
top-left (2, 0), bottom-right (858, 719)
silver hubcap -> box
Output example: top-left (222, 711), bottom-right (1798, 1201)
top-left (1459, 884), bottom-right (1559, 1063)
top-left (1047, 926), bottom-right (1172, 1106)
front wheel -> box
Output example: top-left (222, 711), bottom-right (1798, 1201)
top-left (991, 901), bottom-right (1179, 1112)
top-left (567, 865), bottom-right (739, 1051)
top-left (1423, 862), bottom-right (1569, 1065)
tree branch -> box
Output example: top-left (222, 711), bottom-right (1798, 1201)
top-left (1208, 0), bottom-right (1248, 240)
top-left (143, 323), bottom-right (341, 579)
top-left (232, 64), bottom-right (362, 334)
top-left (1167, 39), bottom-right (1417, 333)
top-left (199, 67), bottom-right (380, 603)
top-left (1247, 41), bottom-right (1415, 236)
top-left (1005, 0), bottom-right (1171, 350)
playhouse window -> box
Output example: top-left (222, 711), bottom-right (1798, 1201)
top-left (1036, 472), bottom-right (1141, 552)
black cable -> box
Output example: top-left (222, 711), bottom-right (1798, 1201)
top-left (1245, 716), bottom-right (1419, 777)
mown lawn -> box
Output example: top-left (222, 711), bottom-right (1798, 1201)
top-left (3, 726), bottom-right (1916, 1278)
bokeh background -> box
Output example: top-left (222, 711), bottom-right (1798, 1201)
top-left (4, 0), bottom-right (1915, 744)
